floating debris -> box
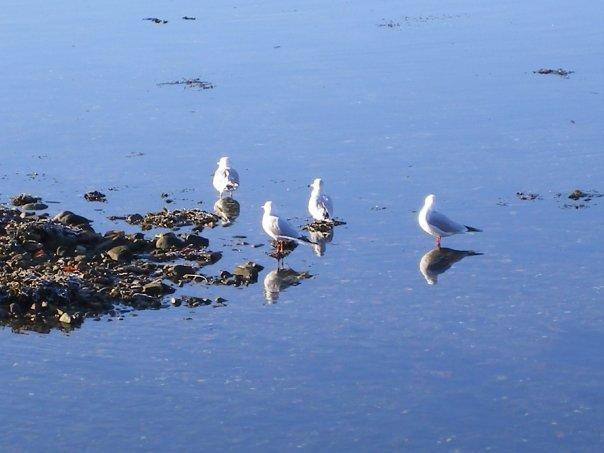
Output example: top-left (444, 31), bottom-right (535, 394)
top-left (516, 192), bottom-right (542, 201)
top-left (533, 68), bottom-right (574, 78)
top-left (567, 189), bottom-right (601, 201)
top-left (560, 189), bottom-right (602, 209)
top-left (377, 20), bottom-right (400, 28)
top-left (182, 16), bottom-right (196, 20)
top-left (143, 17), bottom-right (168, 24)
top-left (84, 191), bottom-right (107, 202)
top-left (157, 78), bottom-right (214, 90)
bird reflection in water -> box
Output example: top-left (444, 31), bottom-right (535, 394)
top-left (419, 247), bottom-right (482, 285)
top-left (214, 197), bottom-right (240, 226)
top-left (308, 228), bottom-right (334, 257)
top-left (263, 267), bottom-right (312, 303)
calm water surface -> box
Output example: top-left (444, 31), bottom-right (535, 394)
top-left (1, 0), bottom-right (603, 450)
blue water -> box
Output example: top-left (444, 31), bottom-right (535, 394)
top-left (1, 0), bottom-right (603, 450)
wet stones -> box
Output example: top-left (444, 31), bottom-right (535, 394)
top-left (84, 191), bottom-right (107, 202)
top-left (123, 208), bottom-right (219, 230)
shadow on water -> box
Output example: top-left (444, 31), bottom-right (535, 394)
top-left (213, 197), bottom-right (240, 226)
top-left (263, 267), bottom-right (312, 303)
top-left (419, 247), bottom-right (483, 285)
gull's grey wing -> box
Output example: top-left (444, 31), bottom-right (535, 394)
top-left (225, 168), bottom-right (239, 185)
top-left (275, 216), bottom-right (301, 239)
top-left (320, 194), bottom-right (333, 217)
top-left (427, 210), bottom-right (466, 234)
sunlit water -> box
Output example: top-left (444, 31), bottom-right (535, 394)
top-left (1, 0), bottom-right (603, 450)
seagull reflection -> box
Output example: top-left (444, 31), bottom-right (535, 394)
top-left (214, 197), bottom-right (240, 226)
top-left (419, 247), bottom-right (482, 285)
top-left (308, 228), bottom-right (334, 257)
top-left (263, 267), bottom-right (312, 303)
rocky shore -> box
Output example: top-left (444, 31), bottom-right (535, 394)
top-left (0, 196), bottom-right (263, 333)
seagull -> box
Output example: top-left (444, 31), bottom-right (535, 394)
top-left (308, 178), bottom-right (333, 221)
top-left (212, 157), bottom-right (239, 198)
top-left (418, 194), bottom-right (482, 247)
top-left (262, 201), bottom-right (311, 253)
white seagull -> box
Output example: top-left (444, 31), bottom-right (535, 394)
top-left (308, 178), bottom-right (333, 221)
top-left (262, 201), bottom-right (310, 252)
top-left (212, 157), bottom-right (239, 197)
top-left (418, 194), bottom-right (482, 247)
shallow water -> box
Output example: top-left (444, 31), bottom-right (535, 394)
top-left (1, 0), bottom-right (603, 450)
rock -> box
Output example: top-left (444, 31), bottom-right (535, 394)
top-left (184, 234), bottom-right (209, 248)
top-left (21, 202), bottom-right (48, 211)
top-left (11, 193), bottom-right (41, 206)
top-left (53, 211), bottom-right (92, 227)
top-left (106, 245), bottom-right (132, 262)
top-left (155, 233), bottom-right (184, 250)
top-left (9, 303), bottom-right (22, 317)
top-left (167, 264), bottom-right (197, 280)
top-left (569, 189), bottom-right (584, 200)
top-left (181, 296), bottom-right (212, 307)
top-left (84, 191), bottom-right (106, 202)
top-left (142, 279), bottom-right (174, 296)
top-left (59, 312), bottom-right (72, 324)
top-left (127, 213), bottom-right (144, 224)
top-left (233, 261), bottom-right (264, 284)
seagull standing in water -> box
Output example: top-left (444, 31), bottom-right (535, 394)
top-left (308, 178), bottom-right (333, 221)
top-left (418, 194), bottom-right (482, 247)
top-left (212, 157), bottom-right (239, 198)
top-left (262, 201), bottom-right (311, 253)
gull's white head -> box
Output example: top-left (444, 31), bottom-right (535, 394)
top-left (262, 201), bottom-right (273, 214)
top-left (309, 178), bottom-right (323, 190)
top-left (424, 194), bottom-right (436, 208)
top-left (217, 156), bottom-right (230, 167)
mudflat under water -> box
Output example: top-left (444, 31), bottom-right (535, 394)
top-left (1, 0), bottom-right (603, 450)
